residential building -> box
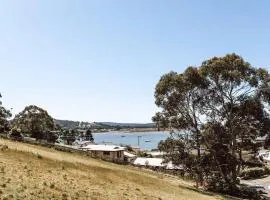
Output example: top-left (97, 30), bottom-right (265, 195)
top-left (81, 144), bottom-right (126, 163)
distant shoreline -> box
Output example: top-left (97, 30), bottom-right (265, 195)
top-left (92, 128), bottom-right (169, 135)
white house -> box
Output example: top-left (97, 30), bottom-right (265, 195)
top-left (133, 157), bottom-right (165, 168)
top-left (81, 144), bottom-right (126, 163)
top-left (133, 157), bottom-right (183, 170)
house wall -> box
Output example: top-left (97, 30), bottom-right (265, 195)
top-left (88, 150), bottom-right (124, 163)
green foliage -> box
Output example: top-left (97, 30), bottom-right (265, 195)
top-left (36, 152), bottom-right (42, 159)
top-left (85, 129), bottom-right (94, 142)
top-left (0, 93), bottom-right (11, 133)
top-left (152, 112), bottom-right (168, 131)
top-left (61, 129), bottom-right (76, 145)
top-left (137, 151), bottom-right (152, 158)
top-left (12, 105), bottom-right (55, 140)
top-left (154, 53), bottom-right (270, 195)
top-left (124, 145), bottom-right (133, 152)
top-left (9, 128), bottom-right (23, 141)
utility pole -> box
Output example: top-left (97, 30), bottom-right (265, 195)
top-left (137, 136), bottom-right (142, 146)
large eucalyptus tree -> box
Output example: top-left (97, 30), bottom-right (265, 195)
top-left (154, 53), bottom-right (270, 193)
top-left (12, 105), bottom-right (55, 140)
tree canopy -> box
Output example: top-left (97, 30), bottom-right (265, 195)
top-left (85, 129), bottom-right (94, 142)
top-left (154, 53), bottom-right (270, 195)
top-left (12, 105), bottom-right (55, 140)
top-left (0, 93), bottom-right (11, 133)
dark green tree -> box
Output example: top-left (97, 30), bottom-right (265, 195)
top-left (152, 112), bottom-right (163, 131)
top-left (0, 93), bottom-right (12, 133)
top-left (200, 54), bottom-right (270, 189)
top-left (62, 129), bottom-right (76, 145)
top-left (154, 53), bottom-right (270, 194)
top-left (12, 105), bottom-right (55, 140)
top-left (85, 129), bottom-right (94, 142)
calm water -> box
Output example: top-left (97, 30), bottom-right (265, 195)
top-left (93, 131), bottom-right (170, 150)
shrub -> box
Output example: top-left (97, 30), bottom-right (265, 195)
top-left (9, 128), bottom-right (23, 141)
top-left (36, 153), bottom-right (42, 159)
top-left (0, 145), bottom-right (8, 151)
top-left (240, 167), bottom-right (270, 180)
top-left (50, 183), bottom-right (55, 189)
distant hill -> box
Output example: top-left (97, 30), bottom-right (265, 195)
top-left (95, 122), bottom-right (155, 128)
top-left (54, 119), bottom-right (99, 129)
top-left (54, 119), bottom-right (155, 129)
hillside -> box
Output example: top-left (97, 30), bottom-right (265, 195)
top-left (0, 139), bottom-right (230, 200)
top-left (96, 122), bottom-right (155, 128)
top-left (54, 119), bottom-right (155, 130)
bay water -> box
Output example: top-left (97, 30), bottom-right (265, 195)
top-left (93, 131), bottom-right (170, 151)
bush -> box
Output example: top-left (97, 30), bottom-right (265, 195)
top-left (240, 167), bottom-right (270, 180)
top-left (0, 145), bottom-right (8, 151)
top-left (9, 128), bottom-right (23, 141)
top-left (36, 153), bottom-right (42, 159)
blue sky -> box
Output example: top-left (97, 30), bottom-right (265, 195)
top-left (1, 0), bottom-right (270, 123)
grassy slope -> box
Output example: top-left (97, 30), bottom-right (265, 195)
top-left (0, 139), bottom-right (229, 200)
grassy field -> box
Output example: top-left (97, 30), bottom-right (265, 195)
top-left (0, 139), bottom-right (231, 200)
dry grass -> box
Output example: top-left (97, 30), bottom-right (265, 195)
top-left (0, 139), bottom-right (229, 200)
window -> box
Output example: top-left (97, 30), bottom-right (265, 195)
top-left (117, 151), bottom-right (121, 158)
top-left (103, 151), bottom-right (110, 156)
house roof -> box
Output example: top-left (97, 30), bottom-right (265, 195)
top-left (133, 157), bottom-right (165, 167)
top-left (133, 157), bottom-right (184, 169)
top-left (255, 135), bottom-right (268, 141)
top-left (124, 151), bottom-right (136, 158)
top-left (81, 144), bottom-right (126, 151)
top-left (166, 161), bottom-right (184, 170)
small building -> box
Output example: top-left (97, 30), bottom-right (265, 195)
top-left (166, 161), bottom-right (184, 170)
top-left (133, 157), bottom-right (165, 169)
top-left (124, 151), bottom-right (137, 162)
top-left (81, 144), bottom-right (126, 163)
top-left (133, 157), bottom-right (184, 172)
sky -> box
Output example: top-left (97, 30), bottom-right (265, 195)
top-left (1, 0), bottom-right (270, 123)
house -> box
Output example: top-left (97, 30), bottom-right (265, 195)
top-left (124, 151), bottom-right (136, 162)
top-left (81, 144), bottom-right (126, 163)
top-left (133, 157), bottom-right (165, 169)
top-left (255, 135), bottom-right (270, 147)
top-left (133, 157), bottom-right (184, 172)
top-left (166, 161), bottom-right (184, 170)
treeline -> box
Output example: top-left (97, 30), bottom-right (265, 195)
top-left (154, 53), bottom-right (270, 199)
top-left (0, 103), bottom-right (93, 144)
top-left (54, 120), bottom-right (155, 130)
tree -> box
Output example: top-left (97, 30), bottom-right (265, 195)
top-left (155, 67), bottom-right (208, 185)
top-left (200, 54), bottom-right (270, 189)
top-left (12, 105), bottom-right (55, 140)
top-left (152, 112), bottom-right (164, 131)
top-left (0, 93), bottom-right (12, 133)
top-left (154, 53), bottom-right (270, 194)
top-left (85, 129), bottom-right (94, 142)
top-left (60, 129), bottom-right (76, 145)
